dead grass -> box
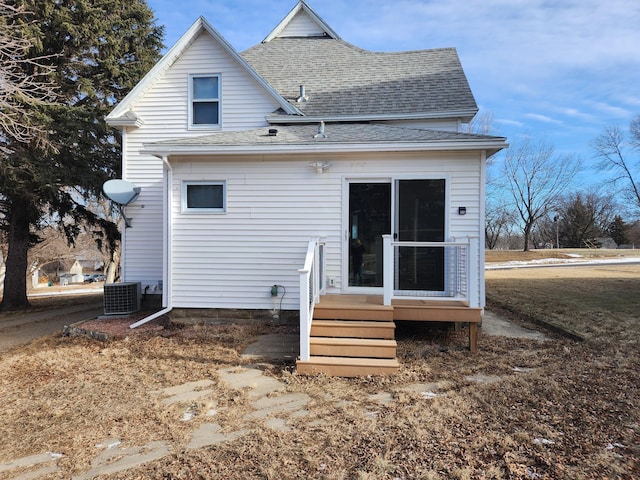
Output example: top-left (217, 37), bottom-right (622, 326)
top-left (1, 259), bottom-right (639, 479)
top-left (485, 248), bottom-right (640, 263)
top-left (486, 264), bottom-right (640, 342)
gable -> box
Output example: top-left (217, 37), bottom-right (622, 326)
top-left (275, 9), bottom-right (328, 38)
top-left (132, 31), bottom-right (284, 131)
top-left (107, 17), bottom-right (298, 128)
top-left (263, 0), bottom-right (340, 42)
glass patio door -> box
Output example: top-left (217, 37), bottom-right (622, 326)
top-left (347, 182), bottom-right (391, 288)
top-left (396, 179), bottom-right (446, 291)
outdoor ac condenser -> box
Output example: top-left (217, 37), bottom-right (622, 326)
top-left (103, 282), bottom-right (141, 315)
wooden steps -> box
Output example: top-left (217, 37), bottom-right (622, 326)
top-left (312, 304), bottom-right (394, 322)
top-left (311, 320), bottom-right (395, 339)
top-left (297, 295), bottom-right (399, 377)
top-left (310, 337), bottom-right (397, 358)
top-left (296, 295), bottom-right (481, 376)
top-left (296, 356), bottom-right (400, 377)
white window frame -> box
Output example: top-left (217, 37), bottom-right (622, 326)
top-left (188, 73), bottom-right (221, 129)
top-left (181, 181), bottom-right (226, 213)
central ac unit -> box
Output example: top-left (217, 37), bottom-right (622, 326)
top-left (104, 282), bottom-right (141, 315)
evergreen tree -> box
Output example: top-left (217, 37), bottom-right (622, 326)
top-left (608, 215), bottom-right (630, 246)
top-left (0, 0), bottom-right (164, 310)
top-left (558, 192), bottom-right (613, 248)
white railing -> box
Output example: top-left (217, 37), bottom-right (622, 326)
top-left (298, 238), bottom-right (326, 362)
top-left (383, 235), bottom-right (478, 307)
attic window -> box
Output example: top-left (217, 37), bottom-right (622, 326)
top-left (190, 74), bottom-right (220, 127)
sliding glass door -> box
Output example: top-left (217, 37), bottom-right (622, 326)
top-left (396, 179), bottom-right (446, 291)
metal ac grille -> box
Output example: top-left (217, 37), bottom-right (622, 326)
top-left (104, 282), bottom-right (141, 315)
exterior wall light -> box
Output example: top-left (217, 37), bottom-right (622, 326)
top-left (458, 206), bottom-right (467, 215)
top-left (309, 161), bottom-right (331, 173)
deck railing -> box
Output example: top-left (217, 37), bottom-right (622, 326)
top-left (298, 238), bottom-right (326, 362)
top-left (382, 235), bottom-right (478, 307)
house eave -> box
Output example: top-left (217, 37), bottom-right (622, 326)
top-left (106, 116), bottom-right (144, 129)
top-left (142, 140), bottom-right (507, 158)
top-left (266, 110), bottom-right (479, 124)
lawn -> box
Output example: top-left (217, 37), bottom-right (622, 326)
top-left (0, 251), bottom-right (638, 479)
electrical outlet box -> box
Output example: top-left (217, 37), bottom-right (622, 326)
top-left (329, 277), bottom-right (336, 287)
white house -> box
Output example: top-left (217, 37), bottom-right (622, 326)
top-left (106, 1), bottom-right (507, 375)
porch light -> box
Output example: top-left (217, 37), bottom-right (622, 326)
top-left (309, 161), bottom-right (331, 173)
top-left (458, 206), bottom-right (467, 215)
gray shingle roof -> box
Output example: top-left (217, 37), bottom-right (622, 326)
top-left (241, 38), bottom-right (478, 120)
top-left (152, 123), bottom-right (502, 147)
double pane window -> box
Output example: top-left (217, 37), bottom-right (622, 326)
top-left (191, 75), bottom-right (220, 126)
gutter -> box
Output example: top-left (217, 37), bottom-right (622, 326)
top-left (265, 110), bottom-right (479, 124)
top-left (142, 140), bottom-right (508, 158)
top-left (130, 155), bottom-right (173, 329)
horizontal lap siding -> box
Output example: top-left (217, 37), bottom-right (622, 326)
top-left (280, 11), bottom-right (325, 37)
top-left (171, 157), bottom-right (341, 309)
top-left (170, 152), bottom-right (483, 310)
top-left (120, 32), bottom-right (279, 287)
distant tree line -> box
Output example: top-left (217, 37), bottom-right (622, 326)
top-left (485, 113), bottom-right (640, 251)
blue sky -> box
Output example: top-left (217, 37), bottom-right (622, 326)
top-left (146, 0), bottom-right (639, 189)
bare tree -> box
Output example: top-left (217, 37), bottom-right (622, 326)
top-left (0, 2), bottom-right (58, 153)
top-left (592, 115), bottom-right (640, 213)
top-left (502, 138), bottom-right (580, 251)
top-left (462, 110), bottom-right (496, 136)
top-left (485, 200), bottom-right (516, 250)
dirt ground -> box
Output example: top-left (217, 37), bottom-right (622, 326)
top-left (0, 294), bottom-right (103, 353)
top-left (0, 251), bottom-right (638, 479)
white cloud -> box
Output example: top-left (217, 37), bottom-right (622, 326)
top-left (523, 113), bottom-right (563, 125)
top-left (589, 102), bottom-right (633, 118)
top-left (496, 118), bottom-right (525, 128)
top-left (553, 107), bottom-right (594, 122)
top-left (617, 95), bottom-right (640, 107)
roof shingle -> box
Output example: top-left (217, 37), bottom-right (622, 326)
top-left (241, 37), bottom-right (478, 120)
top-left (152, 123), bottom-right (502, 147)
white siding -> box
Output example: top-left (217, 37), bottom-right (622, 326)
top-left (169, 151), bottom-right (483, 310)
top-left (279, 11), bottom-right (326, 37)
top-left (121, 31), bottom-right (281, 289)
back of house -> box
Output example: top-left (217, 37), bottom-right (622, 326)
top-left (106, 1), bottom-right (506, 373)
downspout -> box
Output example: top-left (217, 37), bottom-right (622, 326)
top-left (120, 128), bottom-right (128, 281)
top-left (479, 149), bottom-right (487, 312)
top-left (130, 156), bottom-right (173, 328)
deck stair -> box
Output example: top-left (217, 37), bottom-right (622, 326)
top-left (296, 295), bottom-right (400, 377)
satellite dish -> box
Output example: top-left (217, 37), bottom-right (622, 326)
top-left (103, 179), bottom-right (141, 206)
top-left (103, 179), bottom-right (141, 228)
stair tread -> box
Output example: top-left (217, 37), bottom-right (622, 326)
top-left (310, 337), bottom-right (397, 346)
top-left (300, 356), bottom-right (400, 367)
top-left (393, 303), bottom-right (480, 310)
top-left (315, 304), bottom-right (394, 311)
top-left (312, 319), bottom-right (395, 327)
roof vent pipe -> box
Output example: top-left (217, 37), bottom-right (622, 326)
top-left (314, 121), bottom-right (327, 139)
top-left (296, 85), bottom-right (309, 102)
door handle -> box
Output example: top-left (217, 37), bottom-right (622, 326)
top-left (393, 233), bottom-right (398, 240)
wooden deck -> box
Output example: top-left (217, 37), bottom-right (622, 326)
top-left (296, 294), bottom-right (480, 377)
